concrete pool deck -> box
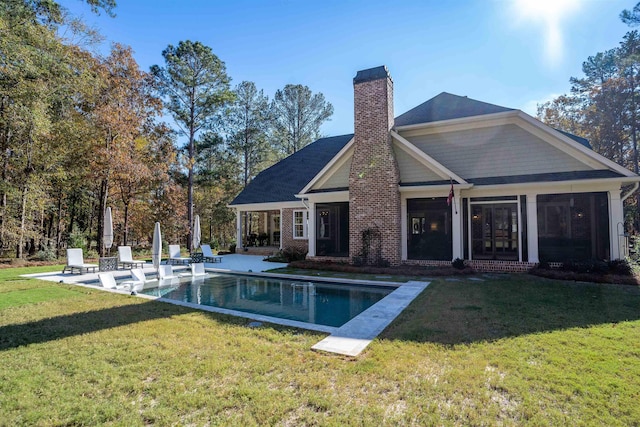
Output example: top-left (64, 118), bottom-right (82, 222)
top-left (23, 254), bottom-right (429, 357)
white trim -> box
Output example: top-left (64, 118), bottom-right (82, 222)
top-left (525, 193), bottom-right (539, 263)
top-left (293, 210), bottom-right (308, 239)
top-left (395, 110), bottom-right (521, 134)
top-left (514, 112), bottom-right (636, 177)
top-left (299, 191), bottom-right (350, 203)
top-left (390, 130), bottom-right (467, 184)
top-left (463, 177), bottom-right (639, 194)
top-left (236, 210), bottom-right (242, 249)
top-left (400, 183), bottom-right (473, 194)
top-left (609, 191), bottom-right (624, 260)
top-left (400, 196), bottom-right (408, 261)
top-left (308, 202), bottom-right (316, 256)
top-left (299, 137), bottom-right (355, 194)
top-left (395, 109), bottom-right (638, 179)
top-left (229, 201), bottom-right (305, 211)
top-left (452, 193), bottom-right (463, 260)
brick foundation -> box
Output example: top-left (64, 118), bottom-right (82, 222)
top-left (402, 259), bottom-right (538, 273)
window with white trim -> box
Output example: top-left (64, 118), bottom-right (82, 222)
top-left (293, 210), bottom-right (308, 239)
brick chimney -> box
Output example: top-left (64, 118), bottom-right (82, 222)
top-left (349, 66), bottom-right (401, 266)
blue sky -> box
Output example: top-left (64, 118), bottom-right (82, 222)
top-left (63, 0), bottom-right (633, 137)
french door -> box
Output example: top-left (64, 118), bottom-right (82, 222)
top-left (471, 203), bottom-right (519, 260)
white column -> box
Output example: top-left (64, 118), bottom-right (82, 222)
top-left (451, 194), bottom-right (463, 260)
top-left (236, 210), bottom-right (243, 250)
top-left (279, 208), bottom-right (283, 250)
top-left (609, 191), bottom-right (623, 260)
top-left (308, 202), bottom-right (316, 256)
top-left (526, 193), bottom-right (539, 263)
top-left (400, 196), bottom-right (407, 260)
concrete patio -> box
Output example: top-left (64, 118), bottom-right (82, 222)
top-left (23, 254), bottom-right (288, 284)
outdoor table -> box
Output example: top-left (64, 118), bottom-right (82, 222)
top-left (99, 256), bottom-right (118, 271)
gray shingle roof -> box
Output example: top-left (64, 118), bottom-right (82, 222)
top-left (554, 128), bottom-right (591, 149)
top-left (230, 93), bottom-right (602, 206)
top-left (229, 134), bottom-right (353, 205)
top-left (394, 92), bottom-right (514, 127)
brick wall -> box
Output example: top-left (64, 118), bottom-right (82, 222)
top-left (280, 207), bottom-right (309, 253)
top-left (349, 66), bottom-right (402, 266)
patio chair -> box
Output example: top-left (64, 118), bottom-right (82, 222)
top-left (97, 272), bottom-right (133, 291)
top-left (190, 262), bottom-right (207, 277)
top-left (158, 264), bottom-right (179, 280)
top-left (168, 245), bottom-right (191, 265)
top-left (62, 248), bottom-right (98, 274)
top-left (117, 246), bottom-right (145, 269)
top-left (201, 244), bottom-right (222, 263)
top-left (129, 268), bottom-right (156, 293)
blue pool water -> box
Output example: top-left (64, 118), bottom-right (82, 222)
top-left (139, 273), bottom-right (395, 327)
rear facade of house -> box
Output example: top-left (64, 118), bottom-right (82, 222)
top-left (230, 66), bottom-right (640, 272)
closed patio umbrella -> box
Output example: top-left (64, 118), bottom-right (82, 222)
top-left (103, 207), bottom-right (113, 255)
top-left (152, 222), bottom-right (162, 273)
top-left (192, 214), bottom-right (201, 252)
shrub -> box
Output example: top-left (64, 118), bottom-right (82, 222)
top-left (229, 244), bottom-right (236, 253)
top-left (32, 248), bottom-right (58, 261)
top-left (608, 259), bottom-right (633, 276)
top-left (68, 228), bottom-right (88, 252)
top-left (451, 258), bottom-right (465, 270)
top-left (561, 259), bottom-right (610, 274)
top-left (536, 260), bottom-right (551, 270)
top-left (282, 247), bottom-right (307, 262)
top-left (264, 247), bottom-right (308, 263)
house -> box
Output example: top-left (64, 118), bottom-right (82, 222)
top-left (229, 66), bottom-right (640, 271)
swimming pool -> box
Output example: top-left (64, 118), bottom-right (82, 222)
top-left (138, 273), bottom-right (395, 328)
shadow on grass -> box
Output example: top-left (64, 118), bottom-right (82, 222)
top-left (381, 275), bottom-right (640, 345)
top-left (0, 299), bottom-right (199, 351)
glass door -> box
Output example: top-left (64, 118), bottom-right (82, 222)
top-left (471, 203), bottom-right (518, 260)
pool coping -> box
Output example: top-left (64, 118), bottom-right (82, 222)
top-left (23, 268), bottom-right (429, 357)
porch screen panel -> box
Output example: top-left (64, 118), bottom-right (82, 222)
top-left (315, 202), bottom-right (349, 257)
top-left (407, 198), bottom-right (452, 260)
top-left (537, 192), bottom-right (609, 261)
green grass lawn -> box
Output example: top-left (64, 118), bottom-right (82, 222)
top-left (1, 266), bottom-right (639, 425)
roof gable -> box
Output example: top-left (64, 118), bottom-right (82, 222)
top-left (229, 134), bottom-right (353, 205)
top-left (394, 92), bottom-right (514, 127)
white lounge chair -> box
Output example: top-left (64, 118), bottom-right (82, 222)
top-left (201, 244), bottom-right (222, 263)
top-left (63, 248), bottom-right (98, 274)
top-left (97, 272), bottom-right (133, 291)
top-left (128, 268), bottom-right (155, 293)
top-left (118, 246), bottom-right (145, 269)
top-left (190, 262), bottom-right (207, 276)
top-left (158, 264), bottom-right (178, 280)
top-left (168, 245), bottom-right (191, 265)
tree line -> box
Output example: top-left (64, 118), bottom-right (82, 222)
top-left (0, 0), bottom-right (333, 259)
top-left (538, 2), bottom-right (640, 230)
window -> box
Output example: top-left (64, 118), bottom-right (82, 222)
top-left (293, 210), bottom-right (308, 239)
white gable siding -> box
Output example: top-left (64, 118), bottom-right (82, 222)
top-left (404, 124), bottom-right (594, 179)
top-left (314, 157), bottom-right (352, 189)
top-left (394, 144), bottom-right (444, 183)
